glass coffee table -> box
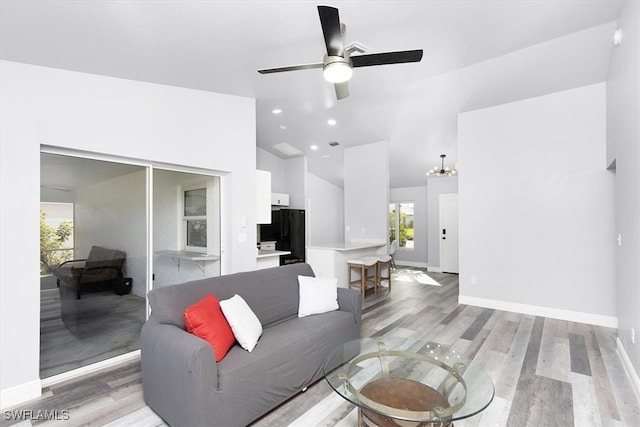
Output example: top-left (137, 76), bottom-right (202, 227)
top-left (323, 337), bottom-right (495, 426)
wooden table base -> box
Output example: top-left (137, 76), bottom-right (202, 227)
top-left (358, 378), bottom-right (453, 427)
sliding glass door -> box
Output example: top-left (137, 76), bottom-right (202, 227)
top-left (40, 152), bottom-right (148, 378)
top-left (40, 152), bottom-right (223, 379)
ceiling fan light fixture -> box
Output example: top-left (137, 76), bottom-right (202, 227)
top-left (323, 56), bottom-right (353, 83)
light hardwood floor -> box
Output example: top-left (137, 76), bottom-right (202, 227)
top-left (4, 269), bottom-right (639, 426)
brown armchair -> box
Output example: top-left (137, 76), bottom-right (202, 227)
top-left (54, 245), bottom-right (126, 299)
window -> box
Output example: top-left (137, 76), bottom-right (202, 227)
top-left (389, 202), bottom-right (415, 249)
top-left (40, 202), bottom-right (74, 275)
top-left (183, 185), bottom-right (207, 251)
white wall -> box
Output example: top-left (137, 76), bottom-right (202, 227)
top-left (607, 0), bottom-right (640, 381)
top-left (285, 157), bottom-right (307, 210)
top-left (257, 147), bottom-right (286, 193)
top-left (0, 61), bottom-right (256, 408)
top-left (1, 62), bottom-right (41, 408)
top-left (344, 141), bottom-right (389, 243)
top-left (307, 172), bottom-right (344, 246)
top-left (426, 177), bottom-right (458, 270)
top-left (390, 186), bottom-right (428, 267)
top-left (75, 170), bottom-right (147, 297)
top-left (458, 83), bottom-right (616, 326)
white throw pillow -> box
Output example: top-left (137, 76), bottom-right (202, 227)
top-left (298, 275), bottom-right (339, 318)
top-left (219, 294), bottom-right (263, 352)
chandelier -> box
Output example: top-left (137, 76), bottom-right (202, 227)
top-left (426, 154), bottom-right (458, 177)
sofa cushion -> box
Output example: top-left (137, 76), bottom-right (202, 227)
top-left (147, 263), bottom-right (315, 330)
top-left (184, 293), bottom-right (235, 362)
top-left (84, 245), bottom-right (126, 272)
top-left (297, 275), bottom-right (339, 318)
top-left (217, 310), bottom-right (359, 393)
top-left (220, 294), bottom-right (263, 352)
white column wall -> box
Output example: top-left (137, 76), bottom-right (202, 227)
top-left (344, 141), bottom-right (389, 243)
top-left (607, 0), bottom-right (640, 383)
top-left (307, 173), bottom-right (344, 247)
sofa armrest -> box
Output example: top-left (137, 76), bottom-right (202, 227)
top-left (337, 287), bottom-right (362, 326)
top-left (56, 258), bottom-right (87, 268)
top-left (141, 320), bottom-right (220, 425)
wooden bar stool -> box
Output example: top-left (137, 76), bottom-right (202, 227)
top-left (376, 255), bottom-right (392, 294)
top-left (347, 257), bottom-right (378, 300)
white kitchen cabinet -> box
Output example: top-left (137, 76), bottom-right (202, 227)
top-left (271, 192), bottom-right (289, 206)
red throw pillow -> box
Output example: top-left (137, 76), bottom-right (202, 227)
top-left (184, 293), bottom-right (235, 362)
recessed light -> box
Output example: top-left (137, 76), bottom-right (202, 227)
top-left (280, 125), bottom-right (287, 130)
top-left (310, 145), bottom-right (318, 151)
top-left (327, 119), bottom-right (337, 126)
top-left (272, 108), bottom-right (282, 114)
top-left (613, 28), bottom-right (623, 46)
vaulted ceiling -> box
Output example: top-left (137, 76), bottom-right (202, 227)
top-left (0, 1), bottom-right (622, 187)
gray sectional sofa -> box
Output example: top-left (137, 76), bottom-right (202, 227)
top-left (141, 263), bottom-right (362, 426)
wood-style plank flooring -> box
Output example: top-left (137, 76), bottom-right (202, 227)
top-left (4, 269), bottom-right (639, 426)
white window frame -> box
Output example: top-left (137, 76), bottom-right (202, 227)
top-left (182, 182), bottom-right (208, 252)
top-left (389, 201), bottom-right (415, 250)
top-left (180, 178), bottom-right (220, 254)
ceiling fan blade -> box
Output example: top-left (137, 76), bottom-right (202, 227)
top-left (317, 5), bottom-right (344, 57)
top-left (258, 62), bottom-right (323, 74)
top-left (351, 50), bottom-right (423, 68)
top-left (335, 82), bottom-right (349, 100)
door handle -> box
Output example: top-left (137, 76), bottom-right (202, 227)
top-left (442, 228), bottom-right (446, 239)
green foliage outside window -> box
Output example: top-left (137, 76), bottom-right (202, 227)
top-left (40, 211), bottom-right (73, 274)
top-left (389, 209), bottom-right (409, 247)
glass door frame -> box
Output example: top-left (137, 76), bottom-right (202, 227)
top-left (39, 146), bottom-right (226, 384)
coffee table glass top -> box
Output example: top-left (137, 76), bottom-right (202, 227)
top-left (323, 337), bottom-right (495, 424)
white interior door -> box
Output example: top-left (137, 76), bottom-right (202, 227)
top-left (439, 193), bottom-right (459, 274)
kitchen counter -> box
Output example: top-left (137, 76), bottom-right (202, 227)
top-left (306, 241), bottom-right (386, 287)
top-left (307, 242), bottom-right (386, 251)
top-left (257, 249), bottom-right (291, 258)
top-left (256, 249), bottom-right (291, 270)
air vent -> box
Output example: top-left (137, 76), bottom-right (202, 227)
top-left (328, 141), bottom-right (340, 147)
top-left (345, 41), bottom-right (369, 54)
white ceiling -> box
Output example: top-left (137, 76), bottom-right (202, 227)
top-left (1, 1), bottom-right (622, 188)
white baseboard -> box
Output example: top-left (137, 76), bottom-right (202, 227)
top-left (617, 338), bottom-right (640, 404)
top-left (458, 295), bottom-right (619, 328)
top-left (1, 379), bottom-right (41, 411)
top-left (41, 350), bottom-right (141, 388)
top-left (427, 266), bottom-right (443, 273)
top-left (396, 261), bottom-right (429, 269)
top-left (2, 351), bottom-right (141, 411)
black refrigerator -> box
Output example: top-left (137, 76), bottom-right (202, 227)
top-left (260, 209), bottom-right (305, 265)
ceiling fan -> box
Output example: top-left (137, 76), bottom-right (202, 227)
top-left (258, 5), bottom-right (423, 100)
